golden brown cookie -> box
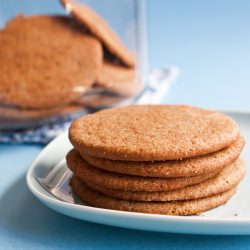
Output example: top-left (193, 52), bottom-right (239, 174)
top-left (69, 105), bottom-right (240, 161)
top-left (80, 136), bottom-right (244, 177)
top-left (0, 15), bottom-right (102, 109)
top-left (67, 149), bottom-right (220, 192)
top-left (70, 176), bottom-right (236, 215)
top-left (60, 0), bottom-right (135, 67)
top-left (84, 159), bottom-right (245, 201)
top-left (96, 61), bottom-right (140, 97)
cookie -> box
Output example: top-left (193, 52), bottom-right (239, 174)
top-left (0, 15), bottom-right (102, 109)
top-left (84, 159), bottom-right (245, 201)
top-left (69, 105), bottom-right (240, 161)
top-left (70, 176), bottom-right (236, 215)
top-left (60, 0), bottom-right (135, 67)
top-left (67, 149), bottom-right (220, 192)
top-left (96, 61), bottom-right (140, 97)
top-left (80, 136), bottom-right (244, 177)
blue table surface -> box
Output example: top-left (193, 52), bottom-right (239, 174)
top-left (1, 0), bottom-right (250, 249)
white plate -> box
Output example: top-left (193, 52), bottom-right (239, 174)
top-left (26, 111), bottom-right (250, 235)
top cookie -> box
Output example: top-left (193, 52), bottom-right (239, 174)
top-left (69, 105), bottom-right (240, 161)
top-left (0, 15), bottom-right (102, 109)
top-left (60, 0), bottom-right (135, 67)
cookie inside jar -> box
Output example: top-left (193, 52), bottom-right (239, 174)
top-left (0, 0), bottom-right (147, 129)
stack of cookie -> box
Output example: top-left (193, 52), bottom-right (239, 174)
top-left (67, 105), bottom-right (245, 216)
top-left (0, 0), bottom-right (137, 128)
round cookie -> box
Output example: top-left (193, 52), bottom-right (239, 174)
top-left (67, 150), bottom-right (220, 192)
top-left (80, 136), bottom-right (244, 177)
top-left (70, 176), bottom-right (236, 215)
top-left (96, 61), bottom-right (140, 97)
top-left (69, 105), bottom-right (240, 161)
top-left (0, 15), bottom-right (102, 109)
top-left (60, 0), bottom-right (135, 67)
top-left (84, 159), bottom-right (245, 201)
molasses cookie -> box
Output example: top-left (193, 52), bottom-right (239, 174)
top-left (70, 176), bottom-right (236, 215)
top-left (0, 15), bottom-right (102, 109)
top-left (80, 136), bottom-right (244, 177)
top-left (60, 0), bottom-right (135, 67)
top-left (84, 159), bottom-right (245, 201)
top-left (69, 105), bottom-right (239, 161)
top-left (67, 149), bottom-right (220, 192)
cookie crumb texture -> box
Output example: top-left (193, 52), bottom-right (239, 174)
top-left (69, 105), bottom-right (239, 161)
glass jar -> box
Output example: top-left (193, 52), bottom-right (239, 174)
top-left (0, 0), bottom-right (148, 129)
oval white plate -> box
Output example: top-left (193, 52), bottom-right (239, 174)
top-left (27, 111), bottom-right (250, 235)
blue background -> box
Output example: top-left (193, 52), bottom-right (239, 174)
top-left (1, 0), bottom-right (250, 249)
top-left (148, 0), bottom-right (250, 111)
